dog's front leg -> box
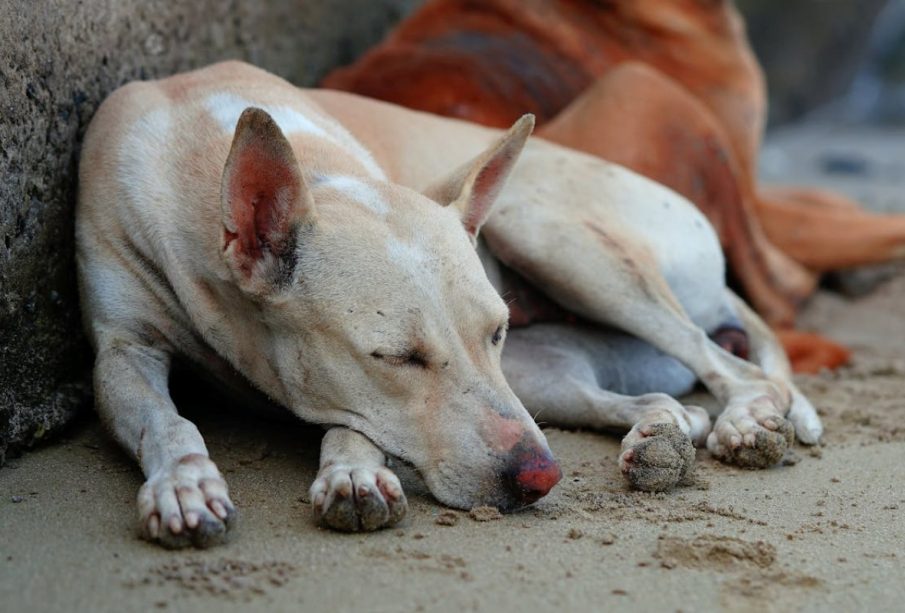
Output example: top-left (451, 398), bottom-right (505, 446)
top-left (309, 428), bottom-right (407, 531)
top-left (95, 342), bottom-right (236, 548)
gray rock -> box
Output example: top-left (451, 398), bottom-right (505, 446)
top-left (737, 0), bottom-right (889, 125)
top-left (0, 0), bottom-right (420, 465)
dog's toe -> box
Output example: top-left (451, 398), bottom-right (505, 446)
top-left (620, 423), bottom-right (695, 492)
top-left (311, 465), bottom-right (407, 532)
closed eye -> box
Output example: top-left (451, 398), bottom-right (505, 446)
top-left (370, 350), bottom-right (429, 369)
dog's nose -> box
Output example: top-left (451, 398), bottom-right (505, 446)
top-left (503, 444), bottom-right (562, 506)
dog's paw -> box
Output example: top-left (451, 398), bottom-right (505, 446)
top-left (618, 396), bottom-right (708, 492)
top-left (706, 397), bottom-right (796, 469)
top-left (620, 422), bottom-right (696, 492)
top-left (137, 453), bottom-right (236, 549)
top-left (310, 465), bottom-right (407, 532)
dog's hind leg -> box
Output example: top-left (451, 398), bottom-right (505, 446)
top-left (94, 337), bottom-right (236, 549)
top-left (309, 428), bottom-right (407, 532)
top-left (485, 204), bottom-right (798, 469)
top-left (503, 324), bottom-right (710, 491)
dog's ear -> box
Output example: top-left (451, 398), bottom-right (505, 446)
top-left (424, 114), bottom-right (534, 241)
top-left (221, 107), bottom-right (315, 294)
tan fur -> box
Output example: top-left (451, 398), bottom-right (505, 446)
top-left (77, 62), bottom-right (554, 547)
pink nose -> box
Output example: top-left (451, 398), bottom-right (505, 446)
top-left (505, 448), bottom-right (562, 506)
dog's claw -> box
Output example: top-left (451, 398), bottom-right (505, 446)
top-left (148, 514), bottom-right (160, 539)
top-left (209, 500), bottom-right (228, 520)
top-left (137, 454), bottom-right (236, 549)
top-left (310, 465), bottom-right (407, 532)
top-left (168, 516), bottom-right (183, 534)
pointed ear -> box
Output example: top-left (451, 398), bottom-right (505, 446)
top-left (221, 107), bottom-right (314, 294)
top-left (424, 114), bottom-right (534, 240)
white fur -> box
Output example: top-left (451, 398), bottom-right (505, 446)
top-left (316, 175), bottom-right (390, 216)
top-left (385, 236), bottom-right (443, 309)
top-left (204, 92), bottom-right (386, 179)
top-left (77, 62), bottom-right (543, 546)
top-left (206, 92), bottom-right (331, 140)
top-left (116, 108), bottom-right (178, 255)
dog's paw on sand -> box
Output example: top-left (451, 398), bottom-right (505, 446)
top-left (310, 464), bottom-right (407, 532)
top-left (619, 423), bottom-right (696, 492)
top-left (138, 453), bottom-right (237, 549)
top-left (707, 401), bottom-right (796, 469)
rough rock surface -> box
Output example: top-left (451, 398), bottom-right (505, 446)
top-left (0, 0), bottom-right (419, 464)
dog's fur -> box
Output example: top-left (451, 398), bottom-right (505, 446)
top-left (76, 62), bottom-right (560, 547)
top-left (77, 62), bottom-right (821, 549)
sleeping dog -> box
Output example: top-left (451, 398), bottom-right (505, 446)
top-left (77, 62), bottom-right (820, 548)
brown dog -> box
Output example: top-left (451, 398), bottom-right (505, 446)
top-left (323, 0), bottom-right (902, 360)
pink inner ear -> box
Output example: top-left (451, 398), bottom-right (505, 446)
top-left (225, 141), bottom-right (299, 263)
top-left (464, 154), bottom-right (509, 236)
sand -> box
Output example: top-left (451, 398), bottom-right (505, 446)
top-left (2, 123), bottom-right (905, 612)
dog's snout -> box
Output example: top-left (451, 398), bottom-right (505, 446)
top-left (503, 443), bottom-right (562, 507)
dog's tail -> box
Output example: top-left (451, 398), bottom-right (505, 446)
top-left (723, 290), bottom-right (823, 445)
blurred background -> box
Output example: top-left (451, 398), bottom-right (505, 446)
top-left (741, 0), bottom-right (905, 126)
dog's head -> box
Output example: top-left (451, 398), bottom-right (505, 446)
top-left (219, 108), bottom-right (560, 511)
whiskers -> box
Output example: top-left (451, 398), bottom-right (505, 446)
top-left (532, 406), bottom-right (547, 425)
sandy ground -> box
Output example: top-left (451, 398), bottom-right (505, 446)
top-left (3, 124), bottom-right (905, 613)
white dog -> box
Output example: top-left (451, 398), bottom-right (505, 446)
top-left (76, 62), bottom-right (820, 548)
